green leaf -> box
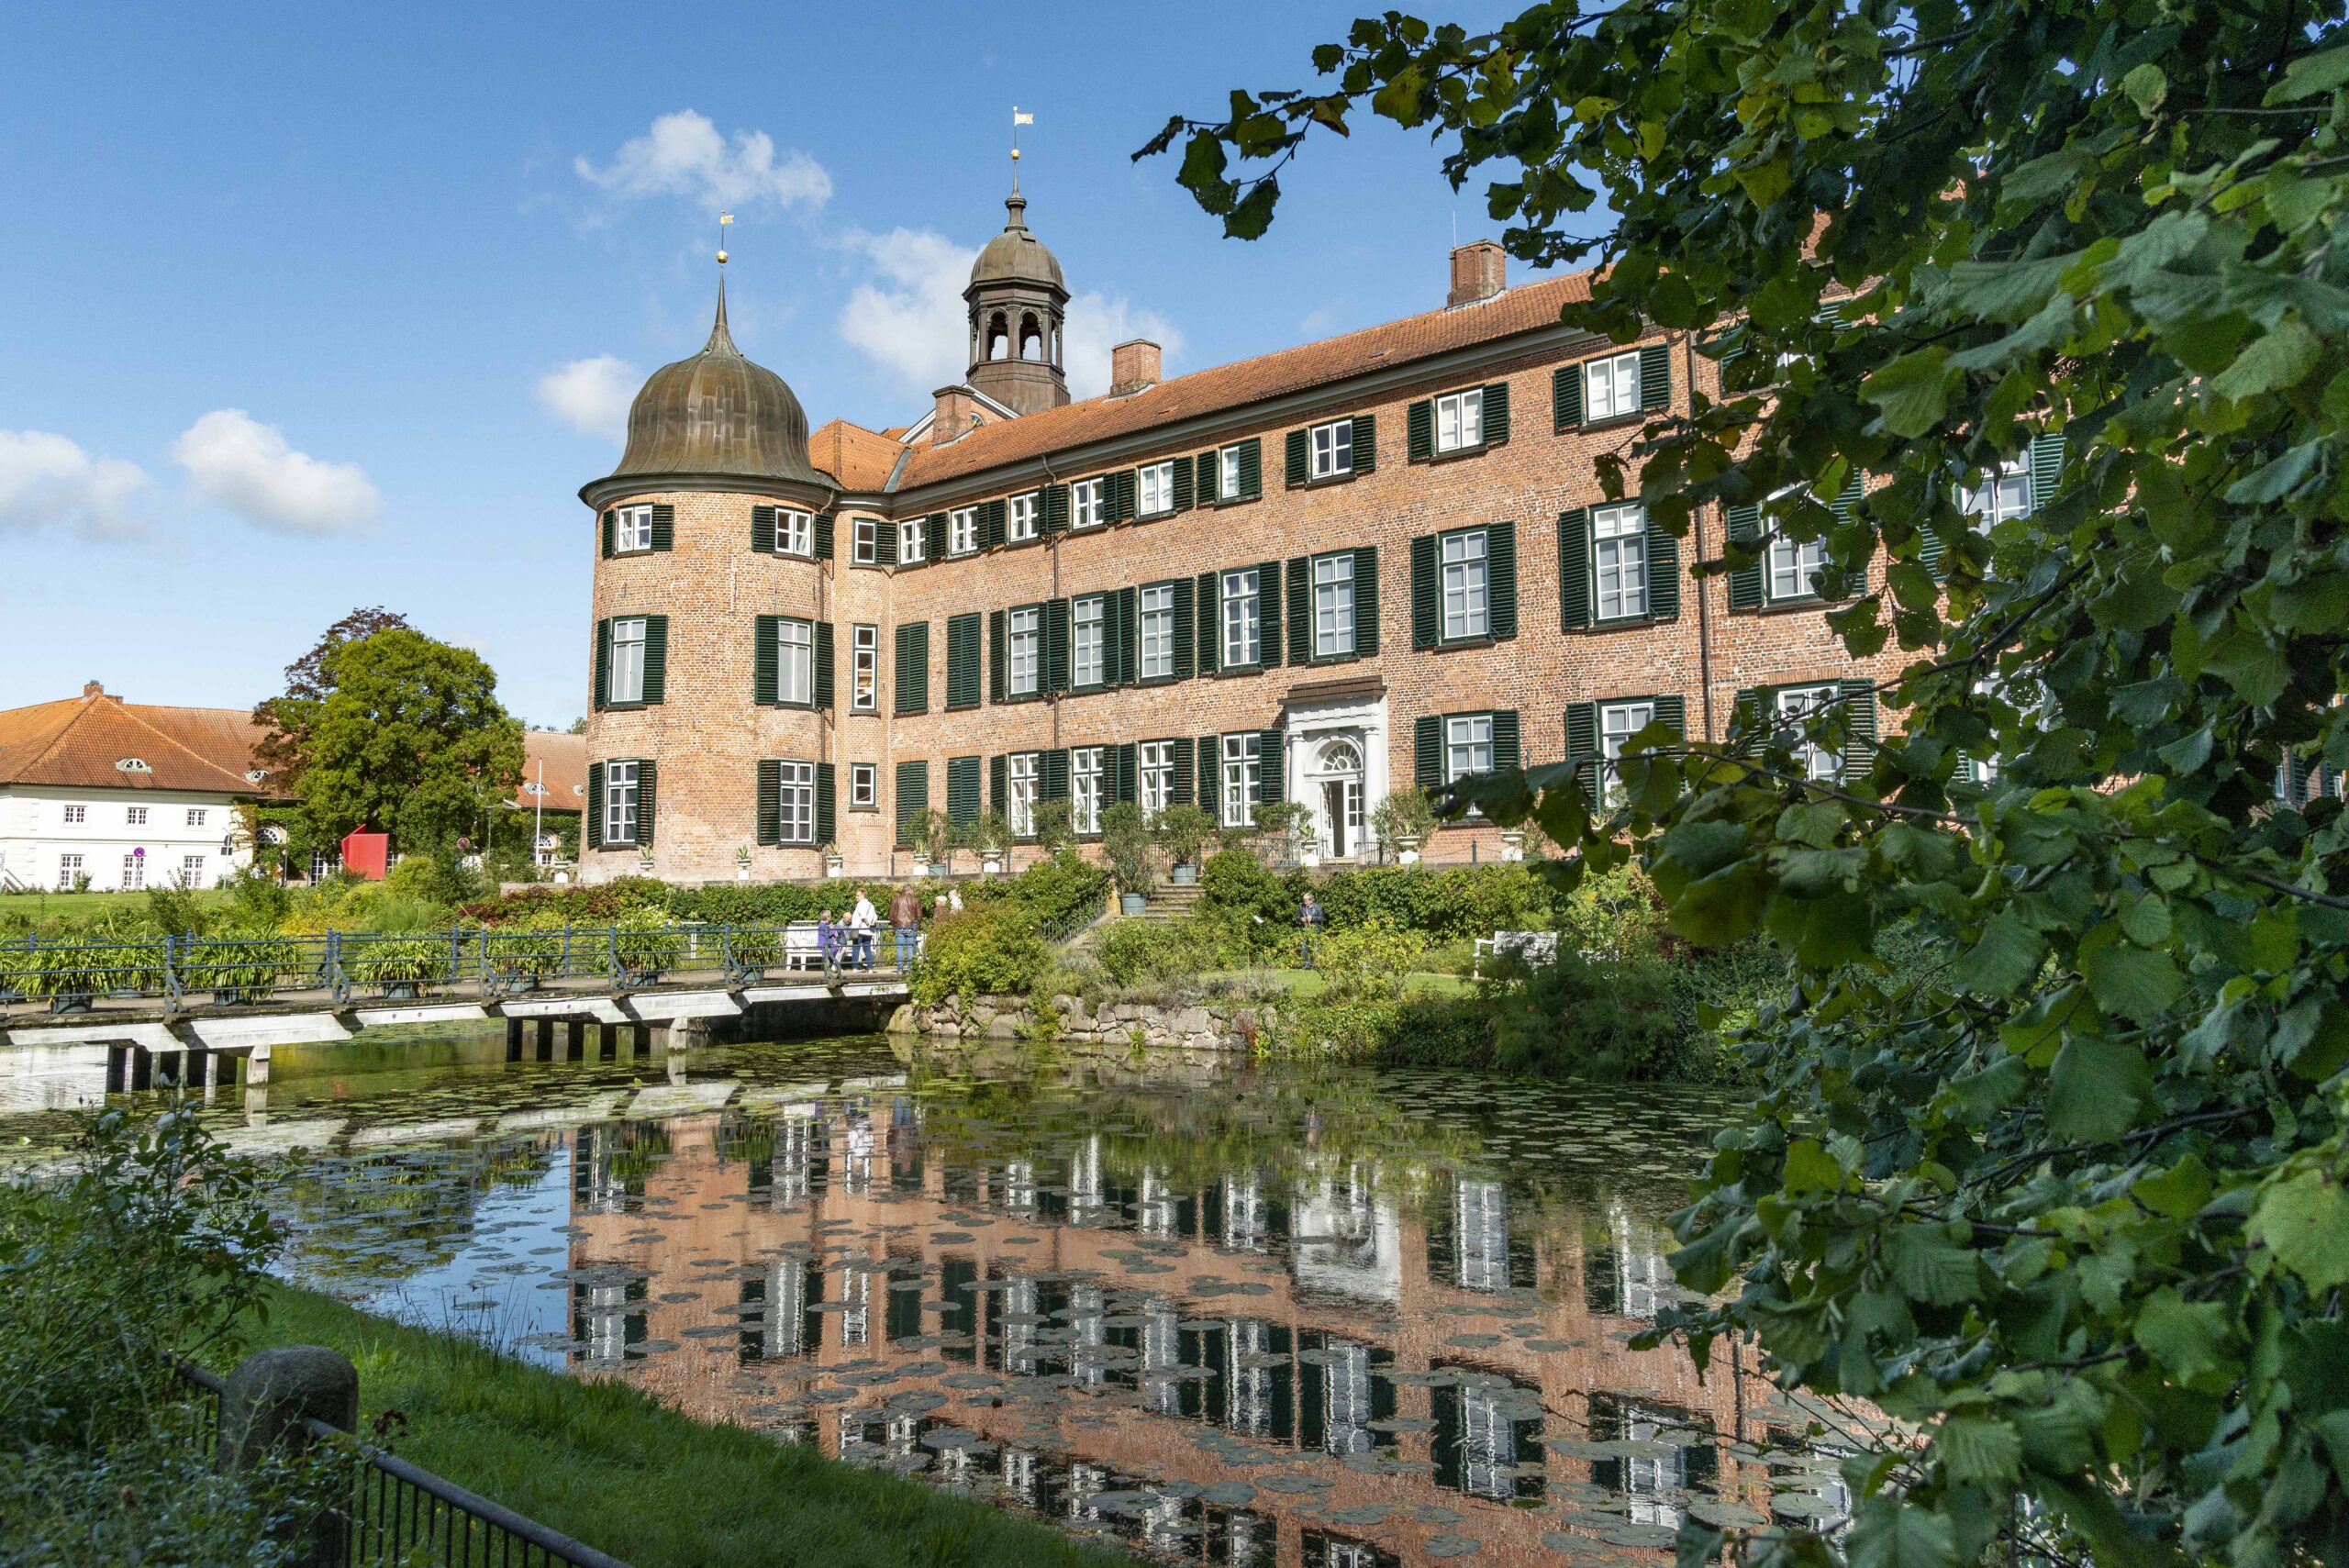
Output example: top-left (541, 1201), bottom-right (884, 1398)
top-left (2268, 42), bottom-right (2349, 102)
top-left (1883, 1224), bottom-right (1982, 1306)
top-left (2122, 62), bottom-right (2167, 117)
top-left (2132, 1153), bottom-right (2213, 1219)
top-left (1954, 914), bottom-right (2045, 995)
top-left (1783, 1138), bottom-right (1845, 1195)
top-left (1864, 348), bottom-right (1955, 438)
top-left (2249, 1169), bottom-right (2349, 1293)
top-left (2046, 1035), bottom-right (2154, 1140)
top-left (1937, 1416), bottom-right (2022, 1485)
top-left (2135, 1286), bottom-right (2229, 1383)
top-left (2083, 936), bottom-right (2187, 1022)
top-left (1849, 1496), bottom-right (1959, 1568)
top-left (2210, 319), bottom-right (2321, 399)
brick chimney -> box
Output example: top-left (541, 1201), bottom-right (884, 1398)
top-left (1448, 240), bottom-right (1506, 306)
top-left (83, 680), bottom-right (106, 699)
top-left (930, 386), bottom-right (981, 447)
top-left (1110, 339), bottom-right (1162, 396)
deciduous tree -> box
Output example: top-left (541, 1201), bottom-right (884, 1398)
top-left (250, 606), bottom-right (412, 785)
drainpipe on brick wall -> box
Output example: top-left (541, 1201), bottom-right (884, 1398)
top-left (818, 484), bottom-right (840, 786)
top-left (1684, 330), bottom-right (1717, 745)
top-left (1040, 455), bottom-right (1064, 755)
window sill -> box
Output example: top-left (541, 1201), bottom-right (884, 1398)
top-left (849, 803), bottom-right (878, 813)
top-left (1135, 507), bottom-right (1177, 524)
top-left (600, 701), bottom-right (652, 712)
top-left (1208, 493), bottom-right (1262, 508)
top-left (1300, 470), bottom-right (1357, 489)
top-left (1424, 441), bottom-right (1491, 464)
top-left (1567, 412), bottom-right (1649, 436)
top-left (1431, 634), bottom-right (1503, 651)
top-left (851, 705), bottom-right (879, 717)
top-left (945, 702), bottom-right (981, 713)
top-left (593, 842), bottom-right (642, 853)
top-left (1305, 649), bottom-right (1364, 666)
top-left (1136, 673), bottom-right (1186, 688)
top-left (607, 548), bottom-right (661, 560)
top-left (1584, 613), bottom-right (1667, 631)
top-left (764, 700), bottom-right (819, 712)
top-left (1208, 663), bottom-right (1269, 679)
top-left (1752, 595), bottom-right (1833, 616)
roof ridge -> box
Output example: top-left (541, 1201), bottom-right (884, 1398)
top-left (96, 699), bottom-right (258, 790)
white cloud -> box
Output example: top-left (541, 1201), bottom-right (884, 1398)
top-left (836, 228), bottom-right (1182, 402)
top-left (170, 409), bottom-right (380, 535)
top-left (537, 355), bottom-right (639, 443)
top-left (0, 429), bottom-right (146, 539)
top-left (576, 110), bottom-right (831, 212)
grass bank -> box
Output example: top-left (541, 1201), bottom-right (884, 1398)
top-left (235, 1282), bottom-right (1133, 1568)
top-left (1203, 966), bottom-right (1473, 999)
top-left (0, 887), bottom-right (235, 922)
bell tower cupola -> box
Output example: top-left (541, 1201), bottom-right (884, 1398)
top-left (963, 185), bottom-right (1070, 416)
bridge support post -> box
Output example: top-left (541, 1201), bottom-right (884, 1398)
top-left (505, 1016), bottom-right (523, 1061)
top-left (597, 1022), bottom-right (617, 1059)
top-left (630, 1022), bottom-right (651, 1055)
top-left (130, 1047), bottom-right (152, 1092)
top-left (105, 1044), bottom-right (127, 1094)
top-left (245, 1043), bottom-right (271, 1086)
top-left (186, 1048), bottom-right (209, 1089)
top-left (534, 1018), bottom-right (554, 1061)
top-left (665, 1018), bottom-right (709, 1052)
top-left (218, 1345), bottom-right (359, 1568)
top-left (564, 1018), bottom-right (584, 1060)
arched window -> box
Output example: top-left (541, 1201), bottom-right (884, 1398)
top-left (986, 312), bottom-right (1010, 361)
top-left (1019, 313), bottom-right (1044, 361)
top-left (1316, 738), bottom-right (1364, 776)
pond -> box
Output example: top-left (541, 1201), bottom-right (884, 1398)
top-left (4, 1030), bottom-right (1863, 1566)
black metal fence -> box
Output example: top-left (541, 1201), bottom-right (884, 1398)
top-left (176, 1359), bottom-right (632, 1568)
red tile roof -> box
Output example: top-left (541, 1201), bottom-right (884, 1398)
top-left (808, 417), bottom-right (907, 492)
top-left (0, 686), bottom-right (270, 795)
top-left (514, 730), bottom-right (587, 815)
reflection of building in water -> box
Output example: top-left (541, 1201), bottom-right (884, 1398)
top-left (1226, 1318), bottom-right (1289, 1437)
top-left (570, 1126), bottom-right (630, 1214)
top-left (1433, 1367), bottom-right (1545, 1501)
top-left (1069, 1284), bottom-right (1107, 1387)
top-left (572, 1273), bottom-right (646, 1368)
top-left (1586, 1200), bottom-right (1675, 1319)
top-left (739, 1253), bottom-right (820, 1362)
top-left (842, 1113), bottom-right (874, 1194)
top-left (1067, 1133), bottom-right (1105, 1221)
top-left (1299, 1333), bottom-right (1393, 1456)
top-left (1141, 1296), bottom-right (1182, 1416)
top-left (1305, 1531), bottom-right (1400, 1568)
top-left (1591, 1394), bottom-right (1721, 1529)
top-left (1001, 1158), bottom-right (1037, 1216)
top-left (1222, 1173), bottom-right (1268, 1251)
top-left (1137, 1168), bottom-right (1181, 1236)
top-left (1438, 1176), bottom-right (1533, 1293)
top-left (1292, 1165), bottom-right (1402, 1305)
top-left (840, 1263), bottom-right (871, 1346)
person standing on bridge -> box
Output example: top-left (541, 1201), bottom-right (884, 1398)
top-left (849, 890), bottom-right (878, 971)
top-left (888, 884), bottom-right (922, 972)
top-left (816, 908), bottom-right (842, 981)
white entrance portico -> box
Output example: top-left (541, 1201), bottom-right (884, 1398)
top-left (1276, 678), bottom-right (1390, 863)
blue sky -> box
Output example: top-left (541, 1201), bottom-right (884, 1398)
top-left (0, 1), bottom-right (1535, 728)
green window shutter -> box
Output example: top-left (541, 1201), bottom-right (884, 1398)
top-left (1353, 546), bottom-right (1380, 656)
top-left (751, 506), bottom-right (775, 552)
top-left (813, 621), bottom-right (835, 709)
top-left (1351, 414), bottom-right (1376, 474)
top-left (1483, 382), bottom-right (1510, 447)
top-left (1172, 576), bottom-right (1196, 679)
top-left (636, 761), bottom-right (658, 846)
top-left (874, 516), bottom-right (896, 566)
top-left (1172, 458), bottom-right (1194, 513)
top-left (1197, 737), bottom-right (1219, 821)
top-left (1726, 505), bottom-right (1765, 611)
top-left (1830, 473), bottom-right (1863, 528)
top-left (1195, 571), bottom-right (1219, 673)
top-left (600, 510), bottom-right (616, 559)
top-left (1045, 598), bottom-right (1070, 694)
top-left (1043, 749), bottom-right (1069, 804)
top-left (593, 618), bottom-right (609, 711)
top-left (1564, 702), bottom-right (1599, 799)
top-left (895, 621), bottom-right (927, 715)
top-left (981, 499), bottom-right (1007, 550)
top-left (1920, 475), bottom-right (1948, 579)
top-left (1285, 429), bottom-right (1308, 488)
top-left (815, 763), bottom-right (835, 847)
top-left (641, 616), bottom-right (668, 705)
top-left (1258, 730), bottom-right (1285, 805)
top-left (924, 512), bottom-right (947, 562)
top-left (1286, 556), bottom-right (1310, 664)
top-left (1114, 586), bottom-right (1138, 686)
top-left (650, 505), bottom-right (674, 550)
top-left (1487, 521), bottom-right (1517, 639)
top-left (584, 762), bottom-right (605, 850)
top-left (2029, 428), bottom-right (2065, 513)
top-left (946, 613), bottom-right (981, 708)
top-left (1197, 453), bottom-right (1218, 504)
top-left (1491, 710), bottom-right (1520, 775)
top-left (1653, 694), bottom-right (1687, 741)
top-left (1640, 342), bottom-right (1671, 411)
top-left (814, 511), bottom-right (834, 560)
top-left (947, 757), bottom-right (981, 828)
top-left (1257, 560), bottom-right (1283, 668)
top-left (1646, 514), bottom-right (1680, 620)
top-left (1414, 715), bottom-right (1443, 794)
top-left (1410, 535), bottom-right (1439, 649)
top-left (756, 759), bottom-right (782, 846)
top-left (1170, 739), bottom-right (1194, 806)
top-left (1116, 743), bottom-right (1138, 804)
top-left (1558, 509), bottom-right (1592, 630)
top-left (1733, 686), bottom-right (1766, 750)
top-left (1111, 470), bottom-right (1136, 521)
top-left (990, 754), bottom-right (1008, 815)
top-left (1839, 680), bottom-right (1878, 777)
top-left (1553, 364), bottom-right (1583, 431)
top-left (988, 609), bottom-right (1007, 705)
top-left (752, 614), bottom-right (779, 706)
top-left (1407, 399), bottom-right (1433, 462)
top-left (1043, 484), bottom-right (1068, 536)
top-left (1236, 439), bottom-right (1262, 499)
top-left (895, 762), bottom-right (928, 845)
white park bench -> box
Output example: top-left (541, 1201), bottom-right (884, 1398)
top-left (1472, 930), bottom-right (1560, 979)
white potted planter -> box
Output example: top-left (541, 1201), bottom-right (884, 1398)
top-left (913, 862), bottom-right (931, 878)
top-left (824, 851), bottom-right (845, 879)
top-left (1393, 833), bottom-right (1421, 866)
top-left (1499, 828), bottom-right (1525, 862)
top-left (980, 849), bottom-right (1007, 876)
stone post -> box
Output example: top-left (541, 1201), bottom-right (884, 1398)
top-left (218, 1345), bottom-right (359, 1568)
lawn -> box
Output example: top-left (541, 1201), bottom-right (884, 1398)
top-left (1204, 966), bottom-right (1474, 998)
top-left (0, 888), bottom-right (235, 923)
top-left (231, 1284), bottom-right (1136, 1568)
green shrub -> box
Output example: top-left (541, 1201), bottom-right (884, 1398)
top-left (1092, 917), bottom-right (1222, 985)
top-left (1486, 951), bottom-right (1717, 1081)
top-left (1313, 917), bottom-right (1427, 1005)
top-left (222, 865), bottom-right (295, 930)
top-left (344, 934), bottom-right (451, 989)
top-left (1312, 863), bottom-right (1554, 940)
top-left (1556, 862), bottom-right (1667, 962)
top-left (979, 850), bottom-right (1110, 938)
top-left (909, 905), bottom-right (1050, 1004)
top-left (1197, 849), bottom-right (1306, 955)
top-left (611, 906), bottom-right (687, 974)
top-left (184, 928), bottom-right (301, 997)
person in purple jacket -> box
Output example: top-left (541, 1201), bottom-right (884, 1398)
top-left (816, 909), bottom-right (842, 980)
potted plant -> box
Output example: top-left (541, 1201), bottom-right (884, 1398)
top-left (1499, 827), bottom-right (1526, 862)
top-left (735, 844), bottom-right (753, 883)
top-left (821, 841), bottom-right (845, 878)
top-left (908, 808), bottom-right (954, 877)
top-left (1297, 817), bottom-right (1324, 870)
top-left (188, 927), bottom-right (298, 1005)
top-left (1032, 800), bottom-right (1075, 855)
top-left (972, 810), bottom-right (1014, 876)
top-left (1372, 789), bottom-right (1439, 866)
top-left (1154, 804), bottom-right (1214, 885)
top-left (484, 911), bottom-right (564, 993)
top-left (611, 906), bottom-right (685, 986)
top-left (346, 935), bottom-right (448, 999)
top-left (1103, 801), bottom-right (1153, 916)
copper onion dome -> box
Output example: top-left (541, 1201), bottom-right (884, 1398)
top-left (588, 281), bottom-right (820, 496)
top-left (968, 191), bottom-right (1066, 293)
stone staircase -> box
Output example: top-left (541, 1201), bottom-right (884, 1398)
top-left (1131, 882), bottom-right (1206, 923)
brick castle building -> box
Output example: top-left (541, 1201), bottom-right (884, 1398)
top-left (580, 190), bottom-right (1965, 884)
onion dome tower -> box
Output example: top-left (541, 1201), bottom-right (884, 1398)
top-left (964, 186), bottom-right (1071, 416)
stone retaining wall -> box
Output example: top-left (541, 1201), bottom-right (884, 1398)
top-left (886, 992), bottom-right (1266, 1052)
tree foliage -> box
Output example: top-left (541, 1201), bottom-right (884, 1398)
top-left (291, 627), bottom-right (524, 858)
top-left (250, 606), bottom-right (412, 786)
top-left (1150, 6), bottom-right (2349, 1567)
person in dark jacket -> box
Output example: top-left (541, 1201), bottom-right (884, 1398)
top-left (1298, 892), bottom-right (1326, 969)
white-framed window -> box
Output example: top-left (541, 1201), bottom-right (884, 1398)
top-left (126, 806), bottom-right (149, 827)
top-left (1008, 606), bottom-right (1041, 696)
top-left (777, 618), bottom-right (814, 706)
top-left (852, 517), bottom-right (877, 565)
top-left (1442, 529), bottom-right (1489, 640)
top-left (1008, 752), bottom-right (1039, 838)
top-left (120, 853), bottom-right (144, 891)
top-left (309, 851), bottom-right (330, 882)
top-left (1435, 388), bottom-right (1484, 453)
top-left (1598, 700), bottom-right (1657, 806)
top-left (1312, 553), bottom-right (1355, 658)
top-left (1072, 748), bottom-right (1105, 835)
top-left (949, 506), bottom-right (978, 556)
top-left (774, 508), bottom-right (814, 557)
top-left (1309, 419), bottom-right (1353, 479)
top-left (603, 760), bottom-right (640, 845)
top-left (180, 854), bottom-right (206, 888)
top-left (1593, 505), bottom-right (1649, 620)
top-left (1962, 459), bottom-right (2032, 531)
top-left (1766, 534), bottom-right (1829, 602)
top-left (1140, 584), bottom-right (1176, 679)
top-left (1217, 446), bottom-right (1241, 501)
top-left (1139, 741), bottom-right (1175, 819)
top-left (1776, 685), bottom-right (1842, 781)
top-left (1221, 568), bottom-right (1261, 668)
top-left (614, 504), bottom-right (654, 552)
top-left (1585, 351), bottom-right (1642, 422)
top-left (852, 624), bottom-right (878, 712)
top-left (1445, 714), bottom-right (1494, 784)
top-left (1071, 477), bottom-right (1105, 530)
top-left (1008, 493), bottom-right (1040, 542)
top-left (850, 762), bottom-right (877, 810)
top-left (609, 617), bottom-right (648, 704)
top-left (185, 807), bottom-right (208, 828)
top-left (897, 517), bottom-right (926, 563)
top-left (1219, 734), bottom-right (1261, 828)
top-left (774, 760), bottom-right (816, 844)
top-left (1073, 595), bottom-right (1107, 688)
top-left (61, 805), bottom-right (85, 826)
top-left (55, 853), bottom-right (82, 890)
top-left (1138, 461), bottom-right (1178, 517)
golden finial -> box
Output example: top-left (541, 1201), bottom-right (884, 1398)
top-left (1012, 106), bottom-right (1032, 168)
top-left (717, 210), bottom-right (732, 265)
